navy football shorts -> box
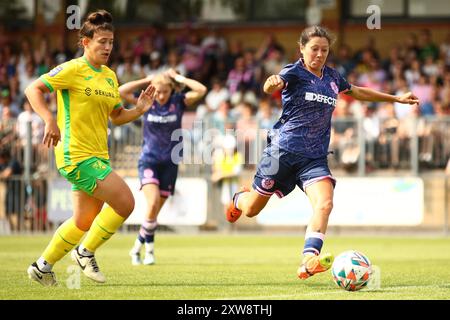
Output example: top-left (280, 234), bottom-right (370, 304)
top-left (138, 160), bottom-right (179, 198)
top-left (252, 146), bottom-right (336, 198)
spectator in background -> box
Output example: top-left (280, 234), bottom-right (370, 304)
top-left (440, 33), bottom-right (450, 67)
top-left (394, 77), bottom-right (412, 120)
top-left (0, 105), bottom-right (18, 154)
top-left (0, 148), bottom-right (23, 232)
top-left (418, 29), bottom-right (439, 62)
top-left (256, 34), bottom-right (285, 62)
top-left (205, 77), bottom-right (229, 112)
top-left (235, 101), bottom-right (257, 169)
top-left (335, 44), bottom-right (355, 77)
top-left (33, 37), bottom-right (50, 72)
top-left (0, 89), bottom-right (20, 117)
top-left (263, 48), bottom-right (288, 77)
top-left (16, 99), bottom-right (45, 169)
top-left (226, 56), bottom-right (254, 96)
top-left (223, 39), bottom-right (243, 74)
top-left (201, 27), bottom-right (227, 60)
top-left (422, 55), bottom-right (439, 78)
top-left (362, 103), bottom-right (381, 169)
top-left (404, 59), bottom-right (422, 86)
top-left (182, 33), bottom-right (204, 80)
top-left (162, 49), bottom-right (187, 77)
top-left (116, 52), bottom-right (142, 84)
top-left (211, 99), bottom-right (233, 134)
top-left (52, 37), bottom-right (73, 64)
top-left (18, 62), bottom-right (38, 104)
top-left (16, 38), bottom-right (33, 77)
top-left (256, 98), bottom-right (279, 130)
top-left (403, 33), bottom-right (421, 62)
top-left (411, 74), bottom-right (434, 116)
top-left (143, 51), bottom-right (165, 78)
top-left (211, 130), bottom-right (243, 220)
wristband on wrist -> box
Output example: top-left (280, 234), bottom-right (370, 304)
top-left (174, 75), bottom-right (186, 83)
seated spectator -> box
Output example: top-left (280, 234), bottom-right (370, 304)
top-left (0, 89), bottom-right (20, 117)
top-left (205, 77), bottom-right (229, 112)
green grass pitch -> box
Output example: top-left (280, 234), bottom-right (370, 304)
top-left (1, 234), bottom-right (449, 300)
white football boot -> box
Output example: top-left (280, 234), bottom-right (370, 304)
top-left (71, 246), bottom-right (106, 283)
top-left (27, 262), bottom-right (57, 287)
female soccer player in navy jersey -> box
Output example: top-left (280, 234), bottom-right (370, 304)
top-left (226, 26), bottom-right (419, 279)
top-left (119, 69), bottom-right (207, 265)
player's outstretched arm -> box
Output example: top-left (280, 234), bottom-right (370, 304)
top-left (346, 85), bottom-right (419, 105)
top-left (166, 69), bottom-right (207, 107)
top-left (118, 75), bottom-right (154, 105)
top-left (110, 84), bottom-right (156, 125)
top-left (263, 75), bottom-right (285, 94)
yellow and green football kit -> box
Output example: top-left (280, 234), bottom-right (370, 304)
top-left (33, 57), bottom-right (128, 271)
top-left (40, 57), bottom-right (122, 194)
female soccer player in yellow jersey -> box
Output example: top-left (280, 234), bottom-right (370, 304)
top-left (24, 10), bottom-right (156, 286)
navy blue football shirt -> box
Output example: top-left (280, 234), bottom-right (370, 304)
top-left (269, 59), bottom-right (351, 158)
top-left (140, 92), bottom-right (186, 163)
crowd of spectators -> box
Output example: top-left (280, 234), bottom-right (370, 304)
top-left (1, 27), bottom-right (450, 175)
top-left (1, 26), bottom-right (450, 232)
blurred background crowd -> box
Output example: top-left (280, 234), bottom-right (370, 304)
top-left (1, 0), bottom-right (450, 233)
top-left (1, 27), bottom-right (450, 176)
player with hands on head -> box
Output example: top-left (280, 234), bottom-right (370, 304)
top-left (119, 68), bottom-right (207, 266)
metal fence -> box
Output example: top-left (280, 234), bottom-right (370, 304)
top-left (1, 115), bottom-right (449, 233)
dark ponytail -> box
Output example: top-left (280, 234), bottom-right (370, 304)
top-left (79, 10), bottom-right (114, 47)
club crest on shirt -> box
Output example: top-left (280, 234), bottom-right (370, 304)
top-left (330, 81), bottom-right (339, 94)
top-left (48, 66), bottom-right (63, 77)
top-left (105, 78), bottom-right (114, 88)
top-left (262, 178), bottom-right (275, 190)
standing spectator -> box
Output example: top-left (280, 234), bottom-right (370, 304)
top-left (211, 132), bottom-right (242, 219)
top-left (16, 99), bottom-right (45, 168)
top-left (0, 148), bottom-right (23, 232)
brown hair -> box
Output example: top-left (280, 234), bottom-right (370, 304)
top-left (298, 26), bottom-right (334, 47)
top-left (79, 10), bottom-right (114, 47)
